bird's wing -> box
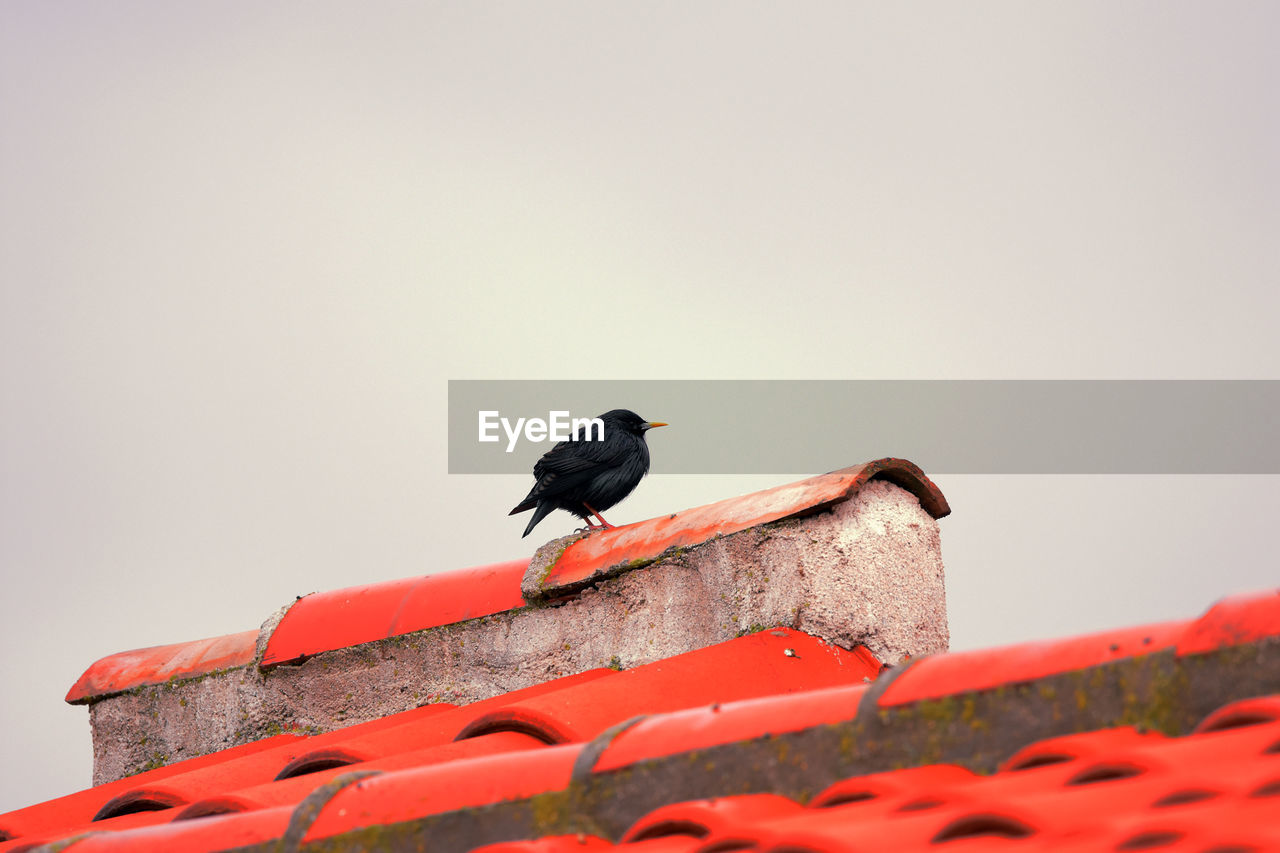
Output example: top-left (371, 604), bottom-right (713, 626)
top-left (508, 437), bottom-right (633, 514)
top-left (533, 433), bottom-right (637, 480)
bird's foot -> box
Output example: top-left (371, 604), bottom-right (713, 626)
top-left (582, 504), bottom-right (616, 530)
top-left (574, 519), bottom-right (617, 536)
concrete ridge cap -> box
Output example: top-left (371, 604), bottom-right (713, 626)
top-left (63, 459), bottom-right (948, 700)
top-left (526, 457), bottom-right (949, 598)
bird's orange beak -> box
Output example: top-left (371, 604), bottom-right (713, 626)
top-left (644, 421), bottom-right (668, 429)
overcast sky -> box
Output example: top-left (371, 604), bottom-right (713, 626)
top-left (2, 2), bottom-right (1278, 814)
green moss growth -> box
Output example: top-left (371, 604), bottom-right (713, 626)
top-left (528, 790), bottom-right (572, 836)
top-left (127, 751), bottom-right (171, 776)
top-left (85, 664), bottom-right (246, 706)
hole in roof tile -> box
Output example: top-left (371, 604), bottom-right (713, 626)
top-left (699, 842), bottom-right (758, 853)
top-left (896, 797), bottom-right (945, 813)
top-left (1115, 830), bottom-right (1184, 850)
top-left (275, 749), bottom-right (362, 781)
top-left (454, 713), bottom-right (566, 745)
top-left (1197, 710), bottom-right (1279, 733)
top-left (0, 830), bottom-right (14, 842)
top-left (173, 798), bottom-right (250, 821)
top-left (1065, 763), bottom-right (1145, 786)
top-left (629, 820), bottom-right (711, 842)
top-left (1151, 788), bottom-right (1220, 808)
top-left (93, 790), bottom-right (186, 821)
top-left (811, 790), bottom-right (879, 808)
top-left (1265, 739), bottom-right (1280, 755)
top-left (1250, 778), bottom-right (1280, 798)
top-left (1004, 752), bottom-right (1074, 771)
top-left (930, 813), bottom-right (1035, 843)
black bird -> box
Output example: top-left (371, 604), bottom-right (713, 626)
top-left (510, 409), bottom-right (667, 538)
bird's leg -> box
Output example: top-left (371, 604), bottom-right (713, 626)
top-left (582, 503), bottom-right (616, 530)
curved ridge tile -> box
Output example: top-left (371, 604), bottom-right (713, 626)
top-left (621, 794), bottom-right (801, 844)
top-left (1177, 589), bottom-right (1280, 655)
top-left (261, 559), bottom-right (528, 667)
top-left (809, 765), bottom-right (978, 809)
top-left (490, 629), bottom-right (878, 764)
top-left (48, 804), bottom-right (295, 853)
top-left (0, 734), bottom-right (306, 841)
top-left (878, 619), bottom-right (1186, 707)
top-left (1195, 696), bottom-right (1280, 733)
top-left (592, 681), bottom-right (870, 774)
top-left (878, 588), bottom-right (1280, 708)
top-left (531, 458), bottom-right (948, 596)
top-left (64, 630), bottom-right (259, 705)
top-left (469, 838), bottom-right (613, 853)
top-left (999, 728), bottom-right (1166, 773)
top-left (301, 745), bottom-right (584, 843)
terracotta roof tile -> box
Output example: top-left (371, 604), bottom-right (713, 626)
top-left (878, 587), bottom-right (1280, 708)
top-left (0, 630), bottom-right (879, 849)
top-left (617, 793), bottom-right (802, 845)
top-left (6, 588), bottom-right (1279, 851)
top-left (1176, 588), bottom-right (1280, 655)
top-left (877, 619), bottom-right (1188, 707)
top-left (261, 558), bottom-right (530, 667)
top-left (589, 680), bottom-right (871, 774)
top-left (64, 560), bottom-right (535, 705)
top-left (0, 734), bottom-right (305, 842)
top-left (64, 630), bottom-right (259, 705)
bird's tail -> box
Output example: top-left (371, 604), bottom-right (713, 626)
top-left (509, 498), bottom-right (537, 516)
top-left (522, 502), bottom-right (555, 538)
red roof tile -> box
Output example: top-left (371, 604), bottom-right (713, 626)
top-left (590, 680), bottom-right (871, 774)
top-left (878, 619), bottom-right (1187, 706)
top-left (998, 727), bottom-right (1167, 772)
top-left (808, 764), bottom-right (979, 808)
top-left (0, 734), bottom-right (305, 846)
top-left (13, 574), bottom-right (1280, 852)
top-left (301, 746), bottom-right (584, 843)
top-left (1176, 588), bottom-right (1280, 655)
top-left (261, 558), bottom-right (529, 667)
top-left (1194, 695), bottom-right (1280, 733)
top-left (1, 630), bottom-right (880, 849)
top-left (0, 706), bottom-right (1268, 852)
top-left (534, 458), bottom-right (949, 594)
top-left (878, 587), bottom-right (1280, 708)
top-left (457, 629), bottom-right (879, 747)
top-left (618, 793), bottom-right (802, 844)
top-left (64, 630), bottom-right (259, 705)
top-left (470, 838), bottom-right (613, 853)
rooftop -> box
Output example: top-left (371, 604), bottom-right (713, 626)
top-left (2, 459), bottom-right (1277, 852)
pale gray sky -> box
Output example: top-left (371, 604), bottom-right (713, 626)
top-left (2, 2), bottom-right (1277, 813)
